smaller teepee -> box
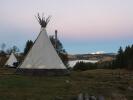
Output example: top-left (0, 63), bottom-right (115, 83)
top-left (5, 53), bottom-right (18, 67)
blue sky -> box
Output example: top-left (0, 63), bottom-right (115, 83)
top-left (0, 0), bottom-right (133, 54)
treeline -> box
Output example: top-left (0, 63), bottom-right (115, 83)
top-left (73, 61), bottom-right (112, 71)
top-left (73, 44), bottom-right (133, 71)
top-left (0, 44), bottom-right (19, 56)
top-left (113, 45), bottom-right (133, 69)
top-left (73, 62), bottom-right (97, 71)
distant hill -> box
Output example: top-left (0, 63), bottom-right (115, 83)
top-left (104, 53), bottom-right (117, 56)
top-left (68, 53), bottom-right (116, 62)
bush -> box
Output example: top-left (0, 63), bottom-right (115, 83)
top-left (73, 61), bottom-right (97, 71)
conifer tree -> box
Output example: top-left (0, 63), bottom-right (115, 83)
top-left (23, 40), bottom-right (33, 56)
top-left (115, 46), bottom-right (124, 68)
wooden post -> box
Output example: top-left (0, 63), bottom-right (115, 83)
top-left (55, 30), bottom-right (58, 52)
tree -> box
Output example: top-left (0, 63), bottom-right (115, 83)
top-left (0, 43), bottom-right (6, 55)
top-left (115, 46), bottom-right (124, 68)
top-left (23, 40), bottom-right (34, 56)
top-left (114, 45), bottom-right (133, 69)
top-left (6, 46), bottom-right (19, 55)
top-left (6, 48), bottom-right (13, 55)
top-left (12, 46), bottom-right (19, 53)
top-left (124, 45), bottom-right (133, 69)
top-left (1, 43), bottom-right (6, 51)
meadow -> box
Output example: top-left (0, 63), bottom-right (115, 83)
top-left (0, 68), bottom-right (133, 100)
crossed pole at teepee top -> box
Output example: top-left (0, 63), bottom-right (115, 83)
top-left (35, 13), bottom-right (51, 28)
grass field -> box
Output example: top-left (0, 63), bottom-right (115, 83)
top-left (0, 68), bottom-right (133, 100)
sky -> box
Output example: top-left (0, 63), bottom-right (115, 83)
top-left (0, 0), bottom-right (133, 54)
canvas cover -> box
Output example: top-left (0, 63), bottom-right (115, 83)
top-left (5, 53), bottom-right (17, 67)
top-left (19, 28), bottom-right (66, 69)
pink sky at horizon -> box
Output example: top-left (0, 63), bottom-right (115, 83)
top-left (0, 0), bottom-right (133, 53)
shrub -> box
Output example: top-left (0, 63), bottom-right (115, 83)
top-left (73, 61), bottom-right (97, 71)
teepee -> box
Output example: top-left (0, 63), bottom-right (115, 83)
top-left (5, 53), bottom-right (18, 67)
top-left (17, 14), bottom-right (68, 75)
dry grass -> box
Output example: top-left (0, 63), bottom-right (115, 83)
top-left (0, 68), bottom-right (133, 100)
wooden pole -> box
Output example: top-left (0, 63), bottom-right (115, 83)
top-left (55, 30), bottom-right (58, 52)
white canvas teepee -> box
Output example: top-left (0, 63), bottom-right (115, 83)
top-left (19, 28), bottom-right (66, 69)
top-left (5, 53), bottom-right (17, 67)
top-left (18, 14), bottom-right (68, 75)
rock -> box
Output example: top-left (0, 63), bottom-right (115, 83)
top-left (98, 96), bottom-right (105, 100)
top-left (90, 96), bottom-right (97, 100)
top-left (84, 93), bottom-right (90, 100)
top-left (71, 96), bottom-right (77, 100)
top-left (54, 96), bottom-right (63, 100)
top-left (65, 80), bottom-right (70, 84)
top-left (77, 93), bottom-right (83, 100)
top-left (128, 86), bottom-right (133, 91)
